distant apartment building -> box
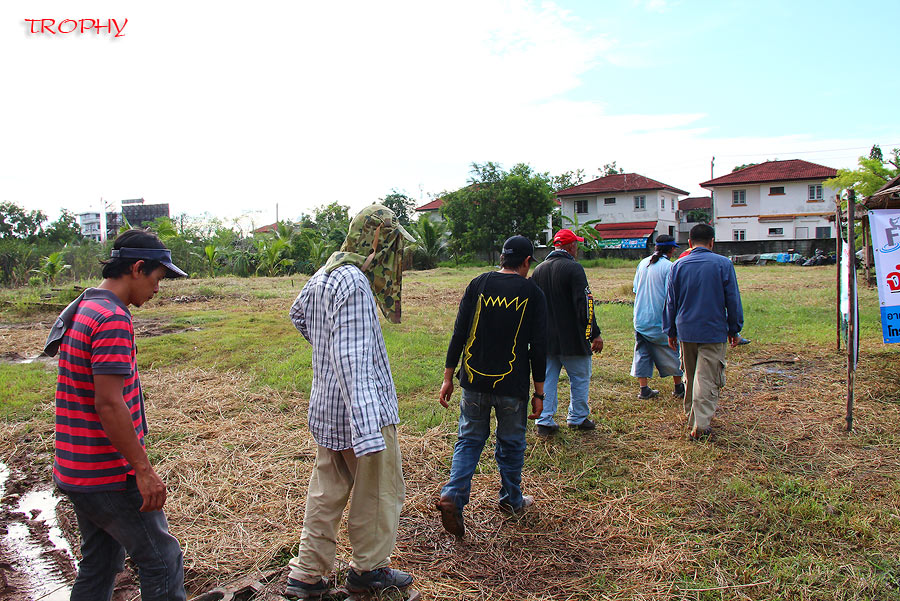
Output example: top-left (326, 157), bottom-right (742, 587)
top-left (700, 160), bottom-right (838, 242)
top-left (77, 212), bottom-right (102, 242)
top-left (556, 173), bottom-right (689, 248)
top-left (675, 196), bottom-right (712, 244)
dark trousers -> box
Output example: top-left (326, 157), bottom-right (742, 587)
top-left (62, 478), bottom-right (186, 601)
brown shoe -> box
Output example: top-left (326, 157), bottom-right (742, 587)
top-left (499, 494), bottom-right (534, 515)
top-left (435, 497), bottom-right (464, 537)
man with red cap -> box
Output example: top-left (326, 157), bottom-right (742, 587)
top-left (531, 229), bottom-right (603, 437)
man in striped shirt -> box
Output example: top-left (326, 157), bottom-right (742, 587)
top-left (45, 229), bottom-right (187, 601)
top-left (285, 205), bottom-right (415, 599)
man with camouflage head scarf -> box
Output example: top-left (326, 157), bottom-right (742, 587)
top-left (285, 204), bottom-right (416, 599)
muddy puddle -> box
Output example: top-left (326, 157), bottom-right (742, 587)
top-left (0, 462), bottom-right (74, 601)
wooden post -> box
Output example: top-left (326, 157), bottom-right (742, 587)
top-left (836, 202), bottom-right (842, 352)
top-left (863, 216), bottom-right (873, 286)
top-left (846, 190), bottom-right (856, 432)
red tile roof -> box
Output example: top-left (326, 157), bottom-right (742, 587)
top-left (700, 159), bottom-right (837, 187)
top-left (415, 198), bottom-right (443, 211)
top-left (253, 223), bottom-right (278, 234)
top-left (679, 196), bottom-right (711, 210)
top-left (593, 220), bottom-right (658, 239)
top-left (557, 173), bottom-right (689, 197)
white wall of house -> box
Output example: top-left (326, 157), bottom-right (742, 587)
top-left (559, 189), bottom-right (681, 238)
top-left (415, 210), bottom-right (444, 223)
top-left (709, 180), bottom-right (838, 241)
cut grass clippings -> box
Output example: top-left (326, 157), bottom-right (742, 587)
top-left (1, 265), bottom-right (899, 600)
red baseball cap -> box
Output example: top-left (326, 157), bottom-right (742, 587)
top-left (553, 229), bottom-right (584, 246)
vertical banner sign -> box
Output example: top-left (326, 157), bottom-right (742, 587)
top-left (840, 221), bottom-right (859, 367)
top-left (869, 209), bottom-right (900, 344)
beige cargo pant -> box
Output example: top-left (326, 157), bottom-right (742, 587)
top-left (680, 342), bottom-right (727, 432)
top-left (288, 425), bottom-right (405, 583)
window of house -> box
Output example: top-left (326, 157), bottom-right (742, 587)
top-left (668, 226), bottom-right (675, 236)
top-left (808, 184), bottom-right (823, 201)
top-left (768, 227), bottom-right (784, 236)
top-left (660, 198), bottom-right (665, 209)
top-left (732, 190), bottom-right (746, 205)
top-left (634, 195), bottom-right (646, 210)
top-left (574, 199), bottom-right (588, 214)
top-left (671, 198), bottom-right (675, 210)
top-left (816, 226), bottom-right (831, 238)
top-left (733, 229), bottom-right (746, 241)
top-left (604, 197), bottom-right (616, 205)
top-left (769, 186), bottom-right (785, 195)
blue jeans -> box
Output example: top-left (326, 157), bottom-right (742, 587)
top-left (440, 389), bottom-right (528, 512)
top-left (537, 354), bottom-right (592, 427)
top-left (62, 477), bottom-right (186, 601)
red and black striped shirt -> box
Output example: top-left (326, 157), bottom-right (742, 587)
top-left (53, 288), bottom-right (147, 492)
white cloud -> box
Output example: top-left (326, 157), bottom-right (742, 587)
top-left (0, 0), bottom-right (894, 225)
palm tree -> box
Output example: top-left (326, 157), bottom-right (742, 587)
top-left (410, 218), bottom-right (448, 269)
top-left (254, 236), bottom-right (293, 277)
top-left (203, 245), bottom-right (222, 278)
top-left (31, 251), bottom-right (71, 284)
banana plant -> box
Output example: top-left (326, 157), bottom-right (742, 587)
top-left (30, 251), bottom-right (71, 284)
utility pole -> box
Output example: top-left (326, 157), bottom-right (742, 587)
top-left (710, 156), bottom-right (716, 228)
top-left (276, 203), bottom-right (279, 224)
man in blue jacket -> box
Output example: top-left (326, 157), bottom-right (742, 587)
top-left (663, 224), bottom-right (744, 440)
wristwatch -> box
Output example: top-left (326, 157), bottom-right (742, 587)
top-left (532, 392), bottom-right (545, 400)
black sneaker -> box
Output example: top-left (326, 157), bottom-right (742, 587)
top-left (638, 386), bottom-right (659, 400)
top-left (535, 424), bottom-right (559, 437)
top-left (567, 418), bottom-right (596, 431)
top-left (285, 577), bottom-right (328, 599)
top-left (345, 567), bottom-right (413, 593)
top-left (737, 336), bottom-right (751, 345)
top-left (673, 383), bottom-right (685, 398)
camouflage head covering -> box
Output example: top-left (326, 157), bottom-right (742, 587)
top-left (324, 204), bottom-right (414, 324)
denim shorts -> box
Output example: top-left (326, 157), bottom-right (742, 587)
top-left (631, 331), bottom-right (683, 378)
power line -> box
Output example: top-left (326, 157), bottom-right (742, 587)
top-left (715, 143), bottom-right (900, 159)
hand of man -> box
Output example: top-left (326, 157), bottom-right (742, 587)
top-left (729, 334), bottom-right (740, 348)
top-left (668, 337), bottom-right (678, 351)
top-left (439, 379), bottom-right (454, 408)
top-left (591, 336), bottom-right (604, 354)
top-left (528, 395), bottom-right (543, 420)
top-left (135, 468), bottom-right (167, 512)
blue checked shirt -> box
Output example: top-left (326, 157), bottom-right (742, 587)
top-left (290, 265), bottom-right (400, 456)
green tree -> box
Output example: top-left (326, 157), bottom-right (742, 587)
top-left (0, 201), bottom-right (47, 241)
top-left (30, 251), bottom-right (71, 284)
top-left (825, 147), bottom-right (900, 198)
top-left (254, 236), bottom-right (292, 276)
top-left (550, 169), bottom-right (586, 192)
top-left (732, 162), bottom-right (759, 172)
top-left (313, 202), bottom-right (350, 245)
top-left (203, 245), bottom-right (221, 277)
top-left (45, 210), bottom-right (83, 245)
top-left (599, 162), bottom-right (624, 177)
top-left (380, 191), bottom-right (416, 226)
top-left (441, 162), bottom-right (556, 262)
top-left (410, 217), bottom-right (448, 269)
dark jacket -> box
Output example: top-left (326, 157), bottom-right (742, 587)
top-left (663, 246), bottom-right (743, 343)
top-left (531, 250), bottom-right (601, 356)
top-left (445, 271), bottom-right (547, 398)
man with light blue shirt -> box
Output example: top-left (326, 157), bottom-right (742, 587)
top-left (663, 224), bottom-right (744, 441)
top-left (631, 235), bottom-right (684, 400)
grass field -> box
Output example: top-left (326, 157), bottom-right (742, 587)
top-left (2, 263), bottom-right (899, 600)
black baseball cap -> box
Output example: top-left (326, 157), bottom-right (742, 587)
top-left (500, 235), bottom-right (535, 260)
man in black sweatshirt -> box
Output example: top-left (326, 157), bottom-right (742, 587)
top-left (436, 235), bottom-right (548, 537)
top-left (531, 229), bottom-right (604, 437)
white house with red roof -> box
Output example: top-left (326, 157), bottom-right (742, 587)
top-left (556, 173), bottom-right (689, 248)
top-left (413, 197), bottom-right (445, 223)
top-left (676, 196), bottom-right (712, 244)
top-left (700, 159), bottom-right (838, 242)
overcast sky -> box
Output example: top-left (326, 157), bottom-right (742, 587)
top-left (2, 0), bottom-right (898, 228)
